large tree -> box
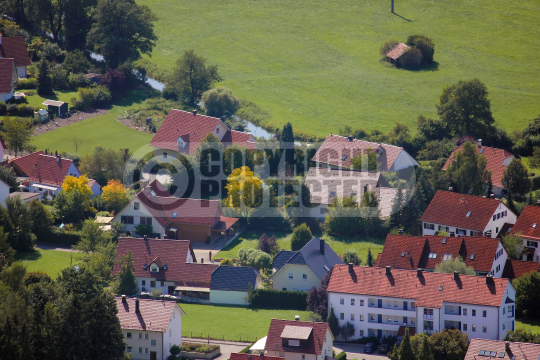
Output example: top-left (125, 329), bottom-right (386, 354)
top-left (114, 250), bottom-right (137, 295)
top-left (437, 79), bottom-right (495, 138)
top-left (35, 0), bottom-right (65, 43)
top-left (167, 49), bottom-right (222, 104)
top-left (428, 329), bottom-right (469, 360)
top-left (502, 158), bottom-right (532, 195)
top-left (87, 0), bottom-right (157, 68)
top-left (501, 234), bottom-right (525, 260)
top-left (0, 197), bottom-right (35, 251)
top-left (513, 270), bottom-right (540, 318)
top-left (1, 117), bottom-right (33, 156)
top-left (224, 166), bottom-right (263, 217)
top-left (79, 147), bottom-right (128, 186)
top-left (434, 256), bottom-right (475, 275)
top-left (201, 86), bottom-right (240, 118)
top-left (37, 58), bottom-right (53, 96)
top-left (63, 0), bottom-right (97, 51)
top-left (446, 141), bottom-right (491, 195)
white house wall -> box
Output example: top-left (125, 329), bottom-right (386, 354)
top-left (213, 121), bottom-right (229, 141)
top-left (112, 199), bottom-right (166, 238)
top-left (16, 66), bottom-right (26, 79)
top-left (483, 203), bottom-right (516, 238)
top-left (388, 150), bottom-right (419, 172)
top-left (272, 264), bottom-right (320, 291)
top-left (136, 277), bottom-right (176, 294)
top-left (489, 242), bottom-right (508, 277)
top-left (122, 329), bottom-right (163, 360)
top-left (164, 307), bottom-right (183, 359)
top-left (210, 290), bottom-right (248, 306)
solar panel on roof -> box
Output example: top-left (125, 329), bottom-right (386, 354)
top-left (498, 353), bottom-right (505, 358)
top-left (479, 351), bottom-right (485, 356)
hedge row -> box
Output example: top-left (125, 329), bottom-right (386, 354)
top-left (250, 289), bottom-right (307, 310)
top-left (45, 228), bottom-right (82, 246)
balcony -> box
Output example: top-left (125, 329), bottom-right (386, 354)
top-left (423, 314), bottom-right (434, 320)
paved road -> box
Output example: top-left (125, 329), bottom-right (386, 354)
top-left (334, 342), bottom-right (389, 360)
top-left (183, 338), bottom-right (250, 360)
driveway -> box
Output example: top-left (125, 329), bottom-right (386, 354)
top-left (183, 338), bottom-right (250, 360)
top-left (334, 342), bottom-right (390, 360)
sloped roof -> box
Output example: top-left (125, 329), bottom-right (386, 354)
top-left (273, 250), bottom-right (297, 271)
top-left (510, 205), bottom-right (540, 240)
top-left (231, 354), bottom-right (284, 360)
top-left (502, 259), bottom-right (540, 279)
top-left (443, 143), bottom-right (515, 188)
top-left (420, 190), bottom-right (508, 232)
top-left (464, 339), bottom-right (540, 360)
top-left (8, 151), bottom-right (45, 176)
top-left (385, 42), bottom-right (409, 60)
top-left (0, 58), bottom-right (15, 93)
top-left (0, 37), bottom-right (31, 66)
top-left (210, 266), bottom-right (259, 292)
top-left (115, 296), bottom-right (182, 332)
top-left (327, 265), bottom-right (510, 308)
top-left (29, 154), bottom-right (75, 186)
top-left (271, 237), bottom-right (344, 281)
top-left (113, 238), bottom-right (218, 286)
top-left (373, 187), bottom-right (402, 219)
top-left (378, 234), bottom-right (501, 273)
top-left (42, 99), bottom-right (65, 107)
top-left (311, 134), bottom-right (383, 169)
top-left (265, 319), bottom-right (330, 355)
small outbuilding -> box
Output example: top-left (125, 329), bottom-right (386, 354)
top-left (385, 42), bottom-right (409, 65)
top-left (42, 99), bottom-right (68, 117)
top-left (210, 266), bottom-right (261, 306)
top-left (34, 109), bottom-right (49, 122)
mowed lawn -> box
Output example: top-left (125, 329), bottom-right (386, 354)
top-left (14, 249), bottom-right (85, 278)
top-left (137, 0), bottom-right (540, 137)
top-left (214, 229), bottom-right (384, 262)
top-left (516, 319), bottom-right (540, 334)
top-left (32, 90), bottom-right (155, 156)
top-left (180, 302), bottom-right (309, 341)
top-left (25, 90), bottom-right (78, 110)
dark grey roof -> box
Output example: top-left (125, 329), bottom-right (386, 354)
top-left (272, 250), bottom-right (297, 272)
top-left (270, 237), bottom-right (345, 280)
top-left (210, 266), bottom-right (259, 292)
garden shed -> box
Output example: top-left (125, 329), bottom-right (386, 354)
top-left (385, 42), bottom-right (409, 65)
top-left (42, 99), bottom-right (68, 117)
top-left (34, 109), bottom-right (48, 122)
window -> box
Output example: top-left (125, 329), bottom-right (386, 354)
top-left (216, 128), bottom-right (220, 134)
top-left (493, 215), bottom-right (496, 221)
top-left (172, 212), bottom-right (177, 218)
top-left (330, 192), bottom-right (336, 197)
top-left (342, 155), bottom-right (347, 160)
top-left (463, 308), bottom-right (467, 316)
top-left (360, 300), bottom-right (364, 306)
top-left (497, 213), bottom-right (501, 219)
top-left (503, 324), bottom-right (505, 330)
top-left (351, 299), bottom-right (355, 306)
top-left (282, 288), bottom-right (287, 291)
top-left (340, 313), bottom-right (344, 320)
top-left (360, 330), bottom-right (364, 336)
top-left (140, 217), bottom-right (146, 225)
top-left (134, 202), bottom-right (140, 210)
top-left (466, 211), bottom-right (472, 217)
top-left (147, 217), bottom-right (152, 225)
top-left (472, 309), bottom-right (476, 316)
top-left (387, 316), bottom-right (392, 322)
top-left (503, 308), bottom-right (505, 315)
top-left (508, 305), bottom-right (512, 313)
top-left (145, 334), bottom-right (148, 340)
top-left (457, 229), bottom-right (467, 235)
top-left (424, 309), bottom-right (433, 315)
top-left (145, 348), bottom-right (149, 354)
top-left (150, 264), bottom-right (159, 272)
top-left (351, 314), bottom-right (355, 321)
top-left (410, 318), bottom-right (416, 324)
top-left (443, 254), bottom-right (452, 260)
top-left (302, 356), bottom-right (305, 360)
top-left (424, 321), bottom-right (434, 330)
top-left (151, 340), bottom-right (156, 346)
top-left (139, 347), bottom-right (143, 354)
top-left (470, 231), bottom-right (474, 236)
top-left (472, 325), bottom-right (476, 332)
top-left (121, 216), bottom-right (134, 224)
top-left (424, 223), bottom-right (435, 230)
top-left (470, 254), bottom-right (475, 260)
top-left (527, 240), bottom-right (538, 248)
top-left (126, 332), bottom-right (132, 339)
top-left (411, 302), bottom-right (416, 309)
top-left (360, 314), bottom-right (364, 321)
top-left (303, 274), bottom-right (308, 281)
top-left (126, 347), bottom-right (132, 353)
top-left (387, 300), bottom-right (392, 307)
top-left (163, 152), bottom-right (168, 158)
top-left (161, 281), bottom-right (165, 287)
top-left (463, 324), bottom-right (467, 331)
top-left (483, 326), bottom-right (487, 333)
top-left (139, 333), bottom-right (143, 339)
top-left (150, 281), bottom-right (156, 288)
top-left (169, 329), bottom-right (171, 337)
top-left (289, 273), bottom-right (293, 279)
top-left (483, 310), bottom-right (486, 317)
top-left (340, 298), bottom-right (344, 305)
top-left (142, 280), bottom-right (146, 286)
top-left (428, 252), bottom-right (437, 259)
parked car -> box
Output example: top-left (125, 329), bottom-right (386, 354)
top-left (365, 343), bottom-right (374, 353)
top-left (378, 344), bottom-right (389, 354)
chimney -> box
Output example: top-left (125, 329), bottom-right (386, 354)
top-left (56, 155), bottom-right (60, 163)
top-left (348, 263), bottom-right (354, 274)
top-left (192, 109), bottom-right (197, 116)
top-left (453, 271), bottom-right (459, 281)
top-left (417, 268), bottom-right (423, 278)
top-left (135, 298), bottom-right (140, 313)
top-left (477, 139), bottom-right (482, 148)
top-left (248, 355), bottom-right (253, 360)
top-left (398, 229), bottom-right (404, 235)
top-left (144, 235), bottom-right (148, 240)
top-left (122, 294), bottom-right (127, 304)
top-left (320, 238), bottom-right (325, 255)
top-left (295, 315), bottom-right (300, 321)
top-left (486, 274), bottom-right (494, 285)
top-left (385, 266), bottom-right (391, 277)
top-left (347, 135), bottom-right (353, 142)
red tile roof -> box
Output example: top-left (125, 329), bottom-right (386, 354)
top-left (378, 234), bottom-right (501, 273)
top-left (502, 259), bottom-right (540, 279)
top-left (421, 190), bottom-right (509, 232)
top-left (150, 109), bottom-right (255, 154)
top-left (443, 143), bottom-right (514, 188)
top-left (328, 265), bottom-right (510, 308)
top-left (29, 154), bottom-right (75, 186)
top-left (115, 296), bottom-right (181, 332)
top-left (113, 237), bottom-right (218, 286)
top-left (265, 319), bottom-right (330, 355)
top-left (510, 205), bottom-right (540, 240)
top-left (385, 43), bottom-right (409, 60)
top-left (8, 151), bottom-right (45, 176)
top-left (0, 58), bottom-right (15, 93)
top-left (464, 339), bottom-right (540, 360)
top-left (231, 354), bottom-right (284, 360)
top-left (0, 37), bottom-right (31, 67)
top-left (229, 130), bottom-right (256, 150)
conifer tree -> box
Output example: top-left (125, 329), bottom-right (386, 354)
top-left (114, 251), bottom-right (138, 295)
top-left (37, 58), bottom-right (53, 96)
top-left (389, 183), bottom-right (405, 230)
top-left (367, 248), bottom-right (374, 267)
top-left (418, 332), bottom-right (434, 360)
top-left (326, 307), bottom-right (340, 337)
top-left (399, 328), bottom-right (415, 360)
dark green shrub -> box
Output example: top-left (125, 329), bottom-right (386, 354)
top-left (400, 48), bottom-right (423, 69)
top-left (290, 223), bottom-right (312, 251)
top-left (49, 228), bottom-right (82, 246)
top-left (0, 101), bottom-right (7, 115)
top-left (205, 235), bottom-right (212, 244)
top-left (335, 351), bottom-right (347, 360)
top-left (15, 78), bottom-right (38, 90)
top-left (250, 289), bottom-right (307, 309)
top-left (406, 35), bottom-right (435, 64)
top-left (135, 224), bottom-right (153, 237)
top-left (93, 85), bottom-right (112, 107)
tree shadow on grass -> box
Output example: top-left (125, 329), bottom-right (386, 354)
top-left (14, 249), bottom-right (42, 262)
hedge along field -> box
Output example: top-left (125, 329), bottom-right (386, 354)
top-left (136, 0), bottom-right (540, 137)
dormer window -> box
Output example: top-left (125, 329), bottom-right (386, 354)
top-left (150, 264), bottom-right (159, 272)
top-left (428, 252), bottom-right (437, 259)
top-left (533, 223), bottom-right (537, 229)
top-left (443, 254), bottom-right (452, 260)
top-left (177, 137), bottom-right (186, 149)
top-left (288, 340), bottom-right (300, 347)
top-left (172, 212), bottom-right (177, 218)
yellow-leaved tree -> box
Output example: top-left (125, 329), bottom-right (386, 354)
top-left (62, 175), bottom-right (93, 200)
top-left (101, 180), bottom-right (129, 213)
top-left (225, 166), bottom-right (263, 217)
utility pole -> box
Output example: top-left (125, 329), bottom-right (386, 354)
top-left (391, 0), bottom-right (394, 13)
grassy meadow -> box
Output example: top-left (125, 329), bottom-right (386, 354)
top-left (14, 249), bottom-right (84, 278)
top-left (136, 0), bottom-right (540, 137)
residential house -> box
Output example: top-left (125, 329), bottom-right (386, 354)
top-left (209, 266), bottom-right (261, 306)
top-left (375, 234), bottom-right (508, 277)
top-left (421, 190), bottom-right (516, 238)
top-left (88, 178), bottom-right (102, 197)
top-left (509, 205), bottom-right (540, 262)
top-left (311, 134), bottom-right (418, 172)
top-left (385, 43), bottom-right (409, 66)
top-left (112, 179), bottom-right (238, 242)
top-left (502, 259), bottom-right (540, 280)
top-left (443, 140), bottom-right (515, 198)
top-left (7, 151), bottom-right (46, 178)
top-left (0, 58), bottom-right (17, 101)
top-left (116, 295), bottom-right (185, 360)
top-left (29, 154), bottom-right (81, 199)
top-left (464, 338), bottom-right (540, 360)
top-left (264, 319), bottom-right (334, 360)
top-left (149, 109), bottom-right (256, 158)
top-left (8, 192), bottom-right (41, 204)
top-left (327, 264), bottom-right (516, 341)
top-left (231, 353), bottom-right (284, 360)
top-left (0, 36), bottom-right (31, 78)
top-left (270, 237), bottom-right (344, 291)
top-left (304, 167), bottom-right (398, 219)
top-left (113, 237), bottom-right (218, 298)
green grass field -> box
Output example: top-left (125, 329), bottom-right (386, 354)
top-left (136, 0), bottom-right (540, 137)
top-left (32, 89), bottom-right (155, 156)
top-left (516, 319), bottom-right (540, 334)
top-left (214, 229), bottom-right (384, 262)
top-left (179, 302), bottom-right (309, 341)
top-left (14, 249), bottom-right (84, 278)
top-left (26, 90), bottom-right (78, 110)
